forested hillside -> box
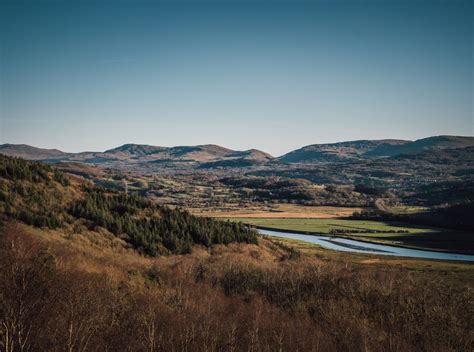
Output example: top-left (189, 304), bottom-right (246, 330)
top-left (70, 189), bottom-right (257, 255)
top-left (0, 155), bottom-right (257, 255)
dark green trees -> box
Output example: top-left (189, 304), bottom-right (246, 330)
top-left (70, 188), bottom-right (258, 255)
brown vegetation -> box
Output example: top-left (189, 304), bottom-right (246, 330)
top-left (197, 205), bottom-right (362, 219)
top-left (1, 222), bottom-right (473, 351)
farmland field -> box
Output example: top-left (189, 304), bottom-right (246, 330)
top-left (225, 217), bottom-right (434, 235)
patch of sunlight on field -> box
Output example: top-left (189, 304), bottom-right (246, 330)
top-left (389, 205), bottom-right (429, 214)
top-left (227, 217), bottom-right (436, 235)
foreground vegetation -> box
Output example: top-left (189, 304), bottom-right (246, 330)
top-left (1, 222), bottom-right (473, 351)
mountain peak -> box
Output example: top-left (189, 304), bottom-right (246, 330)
top-left (0, 144), bottom-right (67, 160)
top-left (230, 149), bottom-right (274, 161)
top-left (104, 144), bottom-right (167, 156)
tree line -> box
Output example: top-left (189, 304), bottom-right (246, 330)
top-left (70, 188), bottom-right (257, 255)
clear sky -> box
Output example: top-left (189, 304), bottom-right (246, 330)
top-left (1, 0), bottom-right (472, 156)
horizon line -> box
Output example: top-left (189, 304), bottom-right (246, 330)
top-left (1, 134), bottom-right (474, 158)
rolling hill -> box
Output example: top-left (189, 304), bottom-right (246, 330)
top-left (365, 136), bottom-right (474, 157)
top-left (0, 143), bottom-right (69, 160)
top-left (278, 136), bottom-right (474, 163)
top-left (199, 149), bottom-right (274, 169)
top-left (1, 135), bottom-right (473, 169)
top-left (0, 143), bottom-right (272, 165)
top-left (277, 139), bottom-right (409, 163)
top-left (104, 143), bottom-right (168, 157)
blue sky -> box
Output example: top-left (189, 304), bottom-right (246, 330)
top-left (1, 0), bottom-right (472, 156)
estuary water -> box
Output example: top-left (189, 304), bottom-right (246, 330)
top-left (258, 228), bottom-right (474, 262)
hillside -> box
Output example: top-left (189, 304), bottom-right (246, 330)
top-left (0, 143), bottom-right (68, 160)
top-left (229, 149), bottom-right (274, 161)
top-left (146, 144), bottom-right (235, 162)
top-left (1, 206), bottom-right (472, 351)
top-left (388, 145), bottom-right (474, 164)
top-left (365, 135), bottom-right (474, 157)
top-left (104, 143), bottom-right (168, 157)
top-left (0, 143), bottom-right (271, 165)
top-left (199, 149), bottom-right (274, 169)
top-left (0, 155), bottom-right (257, 255)
top-left (277, 136), bottom-right (474, 163)
top-left (278, 139), bottom-right (409, 163)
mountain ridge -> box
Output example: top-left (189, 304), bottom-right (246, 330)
top-left (0, 143), bottom-right (69, 160)
top-left (1, 135), bottom-right (473, 167)
top-left (278, 136), bottom-right (474, 163)
top-left (277, 139), bottom-right (410, 163)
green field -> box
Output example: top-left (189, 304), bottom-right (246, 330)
top-left (227, 217), bottom-right (434, 237)
top-left (388, 205), bottom-right (429, 214)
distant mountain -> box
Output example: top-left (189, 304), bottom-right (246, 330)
top-left (2, 135), bottom-right (472, 168)
top-left (278, 136), bottom-right (474, 163)
top-left (0, 143), bottom-right (272, 166)
top-left (278, 140), bottom-right (408, 163)
top-left (388, 145), bottom-right (474, 164)
top-left (228, 149), bottom-right (273, 161)
top-left (365, 136), bottom-right (474, 157)
top-left (99, 144), bottom-right (235, 162)
top-left (199, 149), bottom-right (274, 169)
top-left (0, 144), bottom-right (68, 161)
top-left (153, 144), bottom-right (234, 162)
top-left (104, 144), bottom-right (167, 157)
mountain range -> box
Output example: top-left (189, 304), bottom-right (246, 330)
top-left (1, 135), bottom-right (473, 169)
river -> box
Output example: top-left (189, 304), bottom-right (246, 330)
top-left (258, 228), bottom-right (474, 262)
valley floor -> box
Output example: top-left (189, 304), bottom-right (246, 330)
top-left (193, 206), bottom-right (473, 254)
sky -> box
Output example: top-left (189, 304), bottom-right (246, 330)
top-left (0, 0), bottom-right (472, 156)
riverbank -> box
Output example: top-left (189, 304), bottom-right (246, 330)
top-left (223, 217), bottom-right (473, 254)
top-left (254, 225), bottom-right (474, 256)
top-left (258, 228), bottom-right (474, 262)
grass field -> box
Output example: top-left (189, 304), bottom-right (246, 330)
top-left (388, 205), bottom-right (429, 214)
top-left (225, 217), bottom-right (433, 236)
